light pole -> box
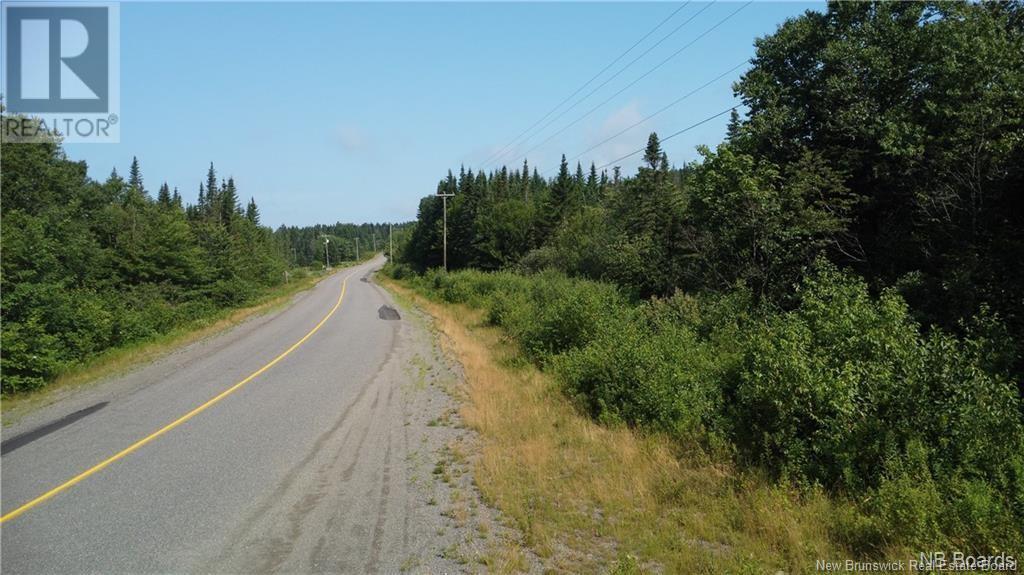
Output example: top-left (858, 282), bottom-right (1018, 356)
top-left (389, 223), bottom-right (393, 260)
top-left (355, 237), bottom-right (360, 261)
top-left (438, 190), bottom-right (454, 271)
top-left (322, 237), bottom-right (331, 269)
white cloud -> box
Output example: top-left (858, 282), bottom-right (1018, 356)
top-left (334, 124), bottom-right (372, 154)
top-left (581, 101), bottom-right (648, 170)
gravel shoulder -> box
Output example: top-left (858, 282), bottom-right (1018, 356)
top-left (206, 275), bottom-right (540, 573)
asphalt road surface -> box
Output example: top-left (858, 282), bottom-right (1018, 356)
top-left (1, 256), bottom-right (504, 573)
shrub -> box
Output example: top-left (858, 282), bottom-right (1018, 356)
top-left (400, 262), bottom-right (1024, 551)
top-left (499, 272), bottom-right (631, 361)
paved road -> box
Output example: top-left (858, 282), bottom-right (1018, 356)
top-left (0, 256), bottom-right (484, 573)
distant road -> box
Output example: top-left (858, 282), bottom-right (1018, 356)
top-left (1, 256), bottom-right (468, 573)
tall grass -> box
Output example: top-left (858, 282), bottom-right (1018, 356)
top-left (389, 261), bottom-right (1024, 555)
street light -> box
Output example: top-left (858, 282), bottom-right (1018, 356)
top-left (322, 236), bottom-right (331, 269)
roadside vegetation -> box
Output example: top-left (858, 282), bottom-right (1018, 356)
top-left (393, 1), bottom-right (1024, 560)
top-left (390, 266), bottom-right (1022, 558)
top-left (1, 124), bottom-right (398, 395)
top-left (386, 277), bottom-right (845, 573)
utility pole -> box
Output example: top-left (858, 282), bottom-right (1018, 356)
top-left (438, 189), bottom-right (454, 271)
top-left (355, 237), bottom-right (360, 261)
top-left (372, 233), bottom-right (377, 253)
top-left (322, 236), bottom-right (331, 269)
top-left (389, 223), bottom-right (393, 260)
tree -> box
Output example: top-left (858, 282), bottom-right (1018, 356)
top-left (157, 182), bottom-right (172, 207)
top-left (585, 162), bottom-right (599, 204)
top-left (1, 134), bottom-right (287, 392)
top-left (246, 197), bottom-right (261, 224)
top-left (643, 133), bottom-right (662, 169)
top-left (735, 0), bottom-right (1024, 363)
top-left (128, 156), bottom-right (144, 194)
top-left (205, 163), bottom-right (220, 220)
top-left (220, 176), bottom-right (239, 227)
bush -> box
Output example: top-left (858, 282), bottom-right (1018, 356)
top-left (384, 262), bottom-right (413, 280)
top-left (402, 262), bottom-right (1024, 551)
top-left (500, 272), bottom-right (631, 361)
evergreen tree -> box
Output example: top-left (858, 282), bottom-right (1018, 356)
top-left (206, 163), bottom-right (218, 197)
top-left (220, 177), bottom-right (239, 226)
top-left (521, 159), bottom-right (531, 200)
top-left (128, 156), bottom-right (144, 193)
top-left (726, 108), bottom-right (742, 140)
top-left (197, 183), bottom-right (206, 211)
top-left (246, 197), bottom-right (261, 224)
top-left (157, 182), bottom-right (172, 207)
top-left (585, 163), bottom-right (599, 204)
top-left (644, 133), bottom-right (662, 169)
top-left (205, 163), bottom-right (219, 220)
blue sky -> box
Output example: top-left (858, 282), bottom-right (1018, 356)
top-left (58, 1), bottom-right (822, 227)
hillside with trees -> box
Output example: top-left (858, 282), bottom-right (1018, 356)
top-left (0, 121), bottom-right (410, 395)
top-left (397, 1), bottom-right (1024, 552)
top-left (1, 132), bottom-right (286, 393)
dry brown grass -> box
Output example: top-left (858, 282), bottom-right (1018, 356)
top-left (384, 278), bottom-right (853, 574)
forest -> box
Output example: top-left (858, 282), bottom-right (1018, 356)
top-left (396, 2), bottom-right (1024, 552)
top-left (0, 119), bottom-right (406, 394)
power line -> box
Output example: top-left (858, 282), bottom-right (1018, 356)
top-left (478, 3), bottom-right (691, 169)
top-left (595, 105), bottom-right (738, 172)
top-left (513, 1), bottom-right (753, 169)
top-left (485, 2), bottom-right (709, 170)
top-left (565, 60), bottom-right (748, 168)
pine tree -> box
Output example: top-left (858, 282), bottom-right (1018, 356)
top-left (644, 133), bottom-right (662, 169)
top-left (520, 159), bottom-right (531, 200)
top-left (206, 163), bottom-right (218, 197)
top-left (221, 177), bottom-right (239, 226)
top-left (726, 108), bottom-right (742, 140)
top-left (245, 197), bottom-right (260, 224)
top-left (552, 155), bottom-right (572, 207)
top-left (157, 182), bottom-right (172, 207)
top-left (586, 162), bottom-right (599, 204)
top-left (205, 163), bottom-right (219, 219)
top-left (171, 187), bottom-right (182, 209)
top-left (128, 156), bottom-right (144, 193)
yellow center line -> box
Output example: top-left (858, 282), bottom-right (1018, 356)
top-left (1, 269), bottom-right (357, 524)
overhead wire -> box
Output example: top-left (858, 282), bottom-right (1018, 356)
top-left (477, 3), bottom-right (692, 169)
top-left (512, 1), bottom-right (753, 170)
top-left (558, 60), bottom-right (748, 172)
top-left (594, 105), bottom-right (738, 172)
top-left (486, 2), bottom-right (714, 169)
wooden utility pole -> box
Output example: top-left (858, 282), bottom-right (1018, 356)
top-left (438, 190), bottom-right (454, 270)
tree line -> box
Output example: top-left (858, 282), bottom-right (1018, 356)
top-left (404, 0), bottom-right (1024, 384)
top-left (397, 1), bottom-right (1024, 551)
top-left (1, 121), bottom-right (409, 393)
top-left (275, 221), bottom-right (411, 269)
